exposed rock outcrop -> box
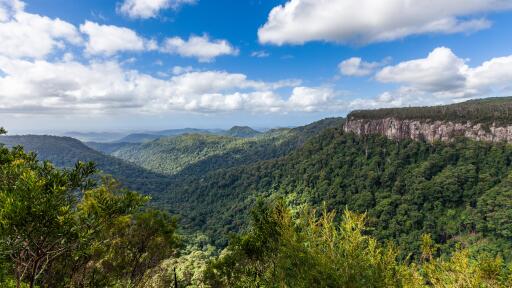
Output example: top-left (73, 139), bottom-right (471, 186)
top-left (344, 117), bottom-right (512, 143)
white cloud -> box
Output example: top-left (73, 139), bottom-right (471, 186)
top-left (339, 57), bottom-right (383, 77)
top-left (0, 0), bottom-right (81, 59)
top-left (376, 47), bottom-right (468, 93)
top-left (118, 0), bottom-right (195, 19)
top-left (287, 86), bottom-right (338, 111)
top-left (466, 55), bottom-right (512, 94)
top-left (161, 35), bottom-right (238, 62)
top-left (80, 21), bottom-right (155, 56)
top-left (0, 56), bottom-right (335, 114)
top-left (258, 0), bottom-right (512, 45)
top-left (251, 50), bottom-right (270, 58)
top-left (351, 47), bottom-right (512, 109)
top-left (0, 0), bottom-right (24, 21)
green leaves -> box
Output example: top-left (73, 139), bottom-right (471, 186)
top-left (208, 200), bottom-right (420, 287)
top-left (0, 146), bottom-right (178, 287)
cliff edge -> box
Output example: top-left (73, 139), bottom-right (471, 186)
top-left (344, 97), bottom-right (512, 143)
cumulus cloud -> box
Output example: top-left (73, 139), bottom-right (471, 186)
top-left (376, 47), bottom-right (468, 93)
top-left (350, 47), bottom-right (512, 109)
top-left (339, 57), bottom-right (384, 77)
top-left (0, 56), bottom-right (337, 114)
top-left (80, 21), bottom-right (156, 56)
top-left (287, 87), bottom-right (338, 111)
top-left (161, 35), bottom-right (238, 62)
top-left (0, 0), bottom-right (82, 59)
top-left (258, 0), bottom-right (512, 45)
top-left (118, 0), bottom-right (195, 19)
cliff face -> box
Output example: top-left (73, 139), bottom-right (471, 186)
top-left (344, 118), bottom-right (512, 143)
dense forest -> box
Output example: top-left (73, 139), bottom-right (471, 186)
top-left (111, 133), bottom-right (276, 175)
top-left (348, 96), bottom-right (512, 125)
top-left (165, 126), bottom-right (512, 257)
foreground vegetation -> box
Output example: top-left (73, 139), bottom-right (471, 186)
top-left (202, 199), bottom-right (512, 287)
top-left (0, 129), bottom-right (178, 287)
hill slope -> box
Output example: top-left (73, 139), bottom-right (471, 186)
top-left (166, 125), bottom-right (512, 256)
top-left (0, 135), bottom-right (172, 195)
top-left (225, 126), bottom-right (261, 138)
top-left (91, 119), bottom-right (343, 177)
top-left (111, 132), bottom-right (287, 176)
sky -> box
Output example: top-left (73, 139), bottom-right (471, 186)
top-left (1, 0), bottom-right (512, 133)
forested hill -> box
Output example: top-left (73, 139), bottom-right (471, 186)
top-left (88, 118), bottom-right (343, 177)
top-left (0, 135), bottom-right (172, 194)
top-left (225, 126), bottom-right (261, 138)
top-left (111, 133), bottom-right (266, 176)
top-left (348, 97), bottom-right (512, 125)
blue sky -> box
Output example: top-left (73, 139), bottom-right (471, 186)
top-left (1, 0), bottom-right (512, 133)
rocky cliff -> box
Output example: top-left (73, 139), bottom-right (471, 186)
top-left (344, 117), bottom-right (512, 143)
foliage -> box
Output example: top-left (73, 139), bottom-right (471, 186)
top-left (205, 199), bottom-right (512, 287)
top-left (112, 133), bottom-right (257, 175)
top-left (143, 235), bottom-right (216, 288)
top-left (206, 199), bottom-right (421, 287)
top-left (0, 143), bottom-right (179, 288)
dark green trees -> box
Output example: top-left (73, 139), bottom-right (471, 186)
top-left (0, 137), bottom-right (179, 287)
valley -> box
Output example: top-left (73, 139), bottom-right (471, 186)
top-left (3, 99), bottom-right (512, 286)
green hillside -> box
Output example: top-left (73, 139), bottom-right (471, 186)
top-left (225, 126), bottom-right (261, 138)
top-left (112, 134), bottom-right (252, 175)
top-left (104, 119), bottom-right (342, 176)
top-left (0, 135), bottom-right (171, 195)
top-left (348, 96), bottom-right (512, 125)
top-left (85, 141), bottom-right (135, 154)
top-left (3, 134), bottom-right (510, 287)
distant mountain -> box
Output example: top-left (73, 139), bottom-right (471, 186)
top-left (225, 126), bottom-right (261, 138)
top-left (112, 128), bottom-right (223, 143)
top-left (61, 131), bottom-right (126, 142)
top-left (0, 135), bottom-right (171, 195)
top-left (155, 128), bottom-right (223, 136)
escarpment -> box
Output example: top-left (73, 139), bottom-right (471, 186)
top-left (344, 117), bottom-right (512, 143)
top-left (344, 97), bottom-right (512, 143)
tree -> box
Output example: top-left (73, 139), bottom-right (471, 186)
top-left (100, 209), bottom-right (180, 287)
top-left (0, 140), bottom-right (176, 287)
top-left (206, 199), bottom-right (422, 287)
top-left (0, 144), bottom-right (97, 288)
